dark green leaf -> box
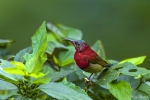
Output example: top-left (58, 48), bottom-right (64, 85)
top-left (118, 63), bottom-right (150, 78)
top-left (96, 69), bottom-right (120, 85)
top-left (92, 40), bottom-right (106, 60)
top-left (132, 90), bottom-right (149, 100)
top-left (138, 82), bottom-right (150, 97)
top-left (0, 80), bottom-right (17, 90)
top-left (47, 22), bottom-right (64, 38)
top-left (56, 24), bottom-right (82, 40)
top-left (46, 23), bottom-right (82, 40)
top-left (0, 48), bottom-right (9, 56)
top-left (23, 21), bottom-right (48, 73)
top-left (0, 39), bottom-right (15, 47)
top-left (48, 69), bottom-right (75, 82)
top-left (39, 81), bottom-right (92, 100)
top-left (14, 46), bottom-right (32, 62)
top-left (54, 46), bottom-right (75, 67)
top-left (0, 89), bottom-right (18, 100)
top-left (118, 75), bottom-right (140, 90)
top-left (107, 81), bottom-right (132, 100)
top-left (2, 55), bottom-right (15, 60)
top-left (46, 41), bottom-right (67, 55)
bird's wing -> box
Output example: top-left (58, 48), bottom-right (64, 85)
top-left (88, 56), bottom-right (112, 67)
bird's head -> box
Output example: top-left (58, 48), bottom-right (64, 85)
top-left (63, 38), bottom-right (88, 52)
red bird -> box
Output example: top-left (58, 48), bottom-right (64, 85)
top-left (64, 38), bottom-right (112, 75)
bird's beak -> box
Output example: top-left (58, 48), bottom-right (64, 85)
top-left (63, 38), bottom-right (76, 44)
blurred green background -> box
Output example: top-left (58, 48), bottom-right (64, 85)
top-left (0, 0), bottom-right (150, 68)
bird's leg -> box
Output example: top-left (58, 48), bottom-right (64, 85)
top-left (88, 73), bottom-right (93, 80)
top-left (84, 78), bottom-right (93, 93)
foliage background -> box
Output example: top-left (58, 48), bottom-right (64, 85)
top-left (0, 0), bottom-right (150, 68)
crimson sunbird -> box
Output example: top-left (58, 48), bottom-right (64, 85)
top-left (64, 38), bottom-right (112, 78)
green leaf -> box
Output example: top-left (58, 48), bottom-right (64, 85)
top-left (14, 46), bottom-right (32, 62)
top-left (0, 59), bottom-right (23, 82)
top-left (29, 72), bottom-right (45, 78)
top-left (47, 33), bottom-right (58, 42)
top-left (23, 21), bottom-right (48, 73)
top-left (107, 81), bottom-right (132, 100)
top-left (32, 77), bottom-right (50, 84)
top-left (96, 69), bottom-right (120, 85)
top-left (118, 75), bottom-right (140, 90)
top-left (40, 64), bottom-right (53, 75)
top-left (2, 55), bottom-right (15, 61)
top-left (118, 63), bottom-right (150, 78)
top-left (39, 82), bottom-right (92, 100)
top-left (0, 39), bottom-right (14, 56)
top-left (92, 40), bottom-right (106, 60)
top-left (132, 90), bottom-right (149, 100)
top-left (119, 56), bottom-right (146, 66)
top-left (48, 69), bottom-right (75, 82)
top-left (46, 23), bottom-right (82, 40)
top-left (47, 22), bottom-right (64, 38)
top-left (46, 41), bottom-right (67, 55)
top-left (56, 24), bottom-right (82, 40)
top-left (0, 39), bottom-right (15, 47)
top-left (0, 89), bottom-right (18, 100)
top-left (4, 61), bottom-right (26, 76)
top-left (0, 80), bottom-right (17, 90)
top-left (54, 46), bottom-right (75, 67)
top-left (0, 47), bottom-right (9, 56)
top-left (4, 67), bottom-right (25, 76)
top-left (138, 82), bottom-right (150, 97)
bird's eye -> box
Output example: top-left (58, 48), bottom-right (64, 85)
top-left (75, 42), bottom-right (80, 46)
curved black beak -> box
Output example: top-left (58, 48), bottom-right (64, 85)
top-left (63, 38), bottom-right (76, 43)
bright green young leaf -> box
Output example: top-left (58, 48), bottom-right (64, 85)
top-left (4, 67), bottom-right (25, 76)
top-left (0, 80), bottom-right (17, 90)
top-left (107, 81), bottom-right (132, 100)
top-left (96, 69), bottom-right (120, 85)
top-left (32, 77), bottom-right (50, 84)
top-left (119, 56), bottom-right (146, 66)
top-left (132, 90), bottom-right (149, 100)
top-left (4, 61), bottom-right (26, 76)
top-left (47, 33), bottom-right (58, 42)
top-left (11, 61), bottom-right (26, 70)
top-left (92, 40), bottom-right (106, 60)
top-left (48, 69), bottom-right (75, 82)
top-left (0, 59), bottom-right (23, 82)
top-left (23, 21), bottom-right (48, 73)
top-left (118, 63), bottom-right (150, 78)
top-left (29, 72), bottom-right (45, 78)
top-left (14, 46), bottom-right (32, 62)
top-left (39, 82), bottom-right (92, 100)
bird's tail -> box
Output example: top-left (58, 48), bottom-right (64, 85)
top-left (106, 64), bottom-right (113, 67)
